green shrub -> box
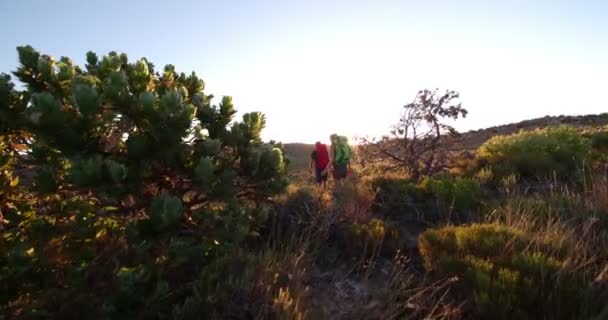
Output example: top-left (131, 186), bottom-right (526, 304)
top-left (173, 248), bottom-right (310, 319)
top-left (419, 223), bottom-right (606, 319)
top-left (591, 132), bottom-right (608, 150)
top-left (371, 176), bottom-right (423, 212)
top-left (419, 176), bottom-right (481, 212)
top-left (585, 128), bottom-right (608, 150)
top-left (137, 193), bottom-right (184, 235)
top-left (582, 128), bottom-right (608, 171)
top-left (335, 218), bottom-right (401, 258)
top-left (371, 175), bottom-right (481, 222)
top-left (332, 179), bottom-right (376, 222)
top-left (477, 126), bottom-right (591, 182)
top-left (0, 46), bottom-right (288, 318)
top-left (273, 186), bottom-right (332, 235)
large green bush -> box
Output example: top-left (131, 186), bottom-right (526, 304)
top-left (0, 46), bottom-right (288, 318)
top-left (477, 126), bottom-right (591, 181)
top-left (419, 224), bottom-right (606, 319)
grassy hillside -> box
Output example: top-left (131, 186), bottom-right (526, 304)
top-left (283, 113), bottom-right (608, 168)
top-left (449, 113), bottom-right (608, 150)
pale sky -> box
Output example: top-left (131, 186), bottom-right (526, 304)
top-left (1, 0), bottom-right (607, 143)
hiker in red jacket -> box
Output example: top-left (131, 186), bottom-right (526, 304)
top-left (309, 141), bottom-right (330, 189)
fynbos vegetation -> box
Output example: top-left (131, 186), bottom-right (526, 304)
top-left (2, 46), bottom-right (608, 319)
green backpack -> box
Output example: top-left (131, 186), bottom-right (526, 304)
top-left (334, 136), bottom-right (351, 165)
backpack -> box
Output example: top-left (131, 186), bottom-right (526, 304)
top-left (315, 143), bottom-right (330, 170)
top-left (334, 136), bottom-right (351, 165)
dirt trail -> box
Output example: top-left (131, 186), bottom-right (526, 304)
top-left (304, 220), bottom-right (430, 319)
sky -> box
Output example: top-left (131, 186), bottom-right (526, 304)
top-left (1, 0), bottom-right (607, 143)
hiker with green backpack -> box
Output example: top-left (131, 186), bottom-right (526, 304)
top-left (329, 134), bottom-right (351, 183)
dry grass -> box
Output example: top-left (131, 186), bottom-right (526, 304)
top-left (487, 174), bottom-right (608, 286)
top-left (191, 165), bottom-right (608, 319)
top-left (308, 253), bottom-right (463, 320)
top-left (261, 181), bottom-right (468, 319)
top-left (332, 179), bottom-right (377, 223)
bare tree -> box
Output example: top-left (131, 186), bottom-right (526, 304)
top-left (362, 89), bottom-right (467, 180)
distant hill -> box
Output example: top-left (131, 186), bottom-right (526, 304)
top-left (283, 143), bottom-right (314, 172)
top-left (283, 113), bottom-right (608, 171)
top-left (449, 113), bottom-right (608, 151)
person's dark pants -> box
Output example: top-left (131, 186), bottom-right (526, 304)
top-left (332, 163), bottom-right (347, 179)
top-left (315, 167), bottom-right (328, 184)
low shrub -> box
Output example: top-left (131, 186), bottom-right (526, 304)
top-left (591, 132), bottom-right (608, 150)
top-left (419, 223), bottom-right (607, 319)
top-left (371, 175), bottom-right (481, 222)
top-left (335, 218), bottom-right (401, 258)
top-left (371, 176), bottom-right (423, 216)
top-left (173, 248), bottom-right (310, 319)
top-left (332, 179), bottom-right (376, 223)
top-left (584, 127), bottom-right (608, 151)
top-left (477, 126), bottom-right (591, 182)
top-left (448, 151), bottom-right (481, 177)
top-left (271, 186), bottom-right (333, 240)
top-left (0, 191), bottom-right (277, 318)
top-left (582, 128), bottom-right (608, 171)
top-left (419, 176), bottom-right (481, 213)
